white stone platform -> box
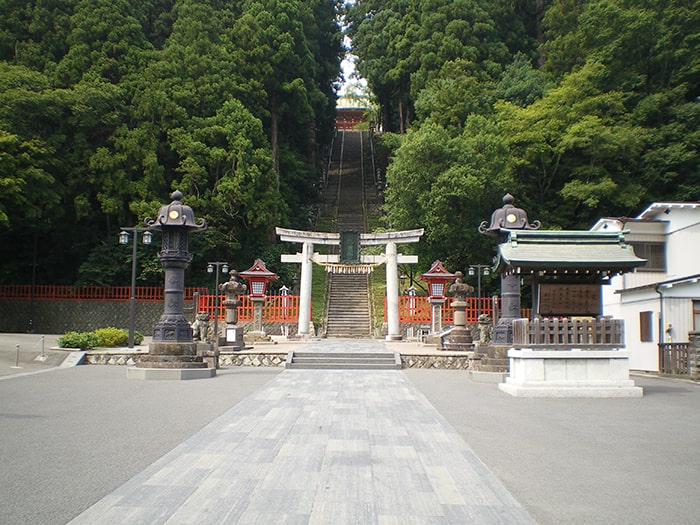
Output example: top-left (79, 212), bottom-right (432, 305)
top-left (126, 366), bottom-right (216, 380)
top-left (499, 348), bottom-right (643, 398)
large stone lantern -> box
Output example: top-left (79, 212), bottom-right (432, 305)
top-left (147, 190), bottom-right (207, 343)
top-left (129, 190), bottom-right (210, 379)
top-left (479, 193), bottom-right (540, 344)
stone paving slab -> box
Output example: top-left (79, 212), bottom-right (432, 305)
top-left (68, 368), bottom-right (535, 525)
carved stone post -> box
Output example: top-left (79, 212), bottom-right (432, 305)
top-left (219, 270), bottom-right (247, 351)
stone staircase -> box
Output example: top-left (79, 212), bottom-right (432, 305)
top-left (285, 350), bottom-right (401, 370)
top-left (325, 273), bottom-right (372, 337)
top-left (323, 130), bottom-right (373, 338)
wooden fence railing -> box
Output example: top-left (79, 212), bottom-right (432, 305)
top-left (659, 342), bottom-right (689, 375)
top-left (196, 294), bottom-right (304, 323)
top-left (0, 285), bottom-right (207, 302)
top-left (512, 318), bottom-right (624, 348)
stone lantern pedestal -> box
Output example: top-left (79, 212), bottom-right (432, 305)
top-left (245, 296), bottom-right (272, 343)
top-left (443, 272), bottom-right (475, 351)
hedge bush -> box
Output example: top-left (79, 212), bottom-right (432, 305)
top-left (94, 327), bottom-right (143, 347)
top-left (57, 331), bottom-right (100, 349)
top-left (57, 328), bottom-right (143, 349)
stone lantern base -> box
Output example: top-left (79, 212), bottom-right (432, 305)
top-left (127, 341), bottom-right (216, 380)
top-left (442, 326), bottom-right (475, 351)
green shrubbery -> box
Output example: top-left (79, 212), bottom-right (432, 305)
top-left (57, 327), bottom-right (143, 349)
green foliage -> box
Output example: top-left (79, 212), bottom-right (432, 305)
top-left (57, 327), bottom-right (143, 348)
top-left (94, 327), bottom-right (143, 347)
top-left (1, 0), bottom-right (697, 294)
top-left (57, 331), bottom-right (100, 350)
top-left (0, 0), bottom-right (344, 286)
top-left (353, 0), bottom-right (698, 272)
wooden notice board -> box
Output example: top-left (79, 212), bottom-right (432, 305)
top-left (537, 284), bottom-right (601, 316)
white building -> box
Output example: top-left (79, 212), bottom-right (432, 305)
top-left (591, 202), bottom-right (700, 372)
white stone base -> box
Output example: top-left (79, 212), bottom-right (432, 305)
top-left (498, 348), bottom-right (643, 398)
top-left (468, 370), bottom-right (507, 384)
top-left (126, 367), bottom-right (216, 381)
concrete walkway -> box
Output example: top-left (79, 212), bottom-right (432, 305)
top-left (2, 335), bottom-right (700, 524)
top-left (68, 362), bottom-right (533, 523)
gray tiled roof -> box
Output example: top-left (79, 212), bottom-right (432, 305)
top-left (497, 230), bottom-right (646, 271)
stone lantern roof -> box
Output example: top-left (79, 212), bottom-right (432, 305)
top-left (479, 193), bottom-right (540, 235)
top-left (145, 190), bottom-right (207, 232)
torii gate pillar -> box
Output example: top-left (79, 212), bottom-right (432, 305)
top-left (385, 242), bottom-right (401, 340)
top-left (298, 241), bottom-right (314, 337)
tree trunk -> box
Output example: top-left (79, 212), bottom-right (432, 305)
top-left (270, 92), bottom-right (280, 191)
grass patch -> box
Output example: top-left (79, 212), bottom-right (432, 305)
top-left (369, 263), bottom-right (387, 334)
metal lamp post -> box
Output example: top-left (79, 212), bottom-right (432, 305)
top-left (207, 262), bottom-right (229, 346)
top-left (119, 226), bottom-right (153, 348)
top-left (468, 264), bottom-right (490, 316)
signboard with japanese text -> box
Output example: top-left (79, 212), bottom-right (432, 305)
top-left (537, 284), bottom-right (601, 316)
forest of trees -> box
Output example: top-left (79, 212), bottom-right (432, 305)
top-left (0, 0), bottom-right (343, 287)
top-left (0, 0), bottom-right (698, 290)
top-left (348, 0), bottom-right (699, 273)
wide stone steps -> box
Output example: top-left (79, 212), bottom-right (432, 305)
top-left (286, 351), bottom-right (402, 370)
top-left (326, 273), bottom-right (371, 337)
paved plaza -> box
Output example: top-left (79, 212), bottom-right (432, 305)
top-left (1, 335), bottom-right (699, 524)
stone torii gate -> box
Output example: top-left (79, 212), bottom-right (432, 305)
top-left (276, 227), bottom-right (424, 339)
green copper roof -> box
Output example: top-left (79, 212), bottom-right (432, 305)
top-left (496, 230), bottom-right (646, 272)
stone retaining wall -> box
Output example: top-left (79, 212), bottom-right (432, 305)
top-left (0, 298), bottom-right (300, 337)
top-left (82, 350), bottom-right (477, 369)
top-left (0, 300), bottom-right (164, 334)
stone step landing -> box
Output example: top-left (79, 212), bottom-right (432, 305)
top-left (285, 351), bottom-right (401, 370)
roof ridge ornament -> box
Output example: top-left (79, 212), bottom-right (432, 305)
top-left (479, 193), bottom-right (541, 235)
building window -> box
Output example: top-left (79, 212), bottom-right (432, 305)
top-left (694, 301), bottom-right (700, 331)
top-left (640, 311), bottom-right (654, 342)
top-left (630, 242), bottom-right (666, 272)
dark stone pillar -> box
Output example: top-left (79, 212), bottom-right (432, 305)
top-left (492, 273), bottom-right (522, 344)
top-left (152, 255), bottom-right (192, 343)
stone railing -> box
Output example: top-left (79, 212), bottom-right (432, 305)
top-left (512, 317), bottom-right (624, 349)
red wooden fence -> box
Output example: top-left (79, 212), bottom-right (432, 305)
top-left (0, 285), bottom-right (207, 302)
top-left (1, 285), bottom-right (532, 325)
top-left (196, 294), bottom-right (304, 323)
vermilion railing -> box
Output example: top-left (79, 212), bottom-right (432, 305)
top-left (0, 285), bottom-right (207, 302)
top-left (196, 294), bottom-right (305, 323)
top-left (388, 296), bottom-right (530, 324)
